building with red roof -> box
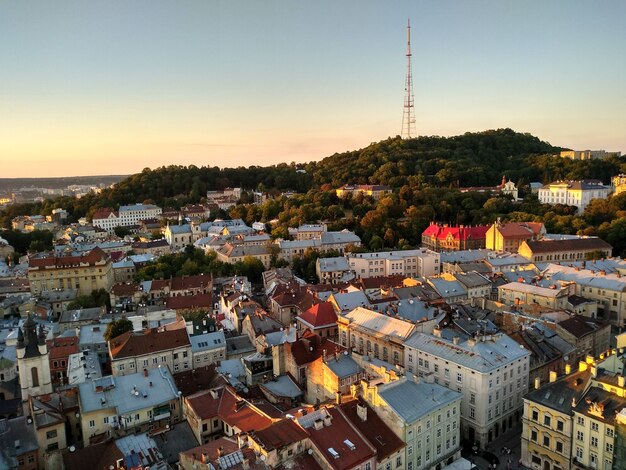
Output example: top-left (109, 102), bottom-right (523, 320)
top-left (486, 220), bottom-right (546, 252)
top-left (422, 223), bottom-right (489, 252)
top-left (28, 247), bottom-right (113, 296)
top-left (184, 386), bottom-right (274, 444)
top-left (296, 301), bottom-right (338, 339)
top-left (108, 323), bottom-right (191, 376)
top-left (48, 335), bottom-right (79, 387)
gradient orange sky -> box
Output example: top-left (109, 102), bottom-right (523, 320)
top-left (2, 0), bottom-right (625, 177)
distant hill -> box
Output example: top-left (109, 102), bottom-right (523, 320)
top-left (0, 175), bottom-right (128, 192)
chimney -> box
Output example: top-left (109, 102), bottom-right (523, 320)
top-left (579, 361), bottom-right (588, 372)
top-left (549, 371), bottom-right (557, 383)
top-left (619, 376), bottom-right (626, 388)
top-left (241, 458), bottom-right (250, 470)
top-left (202, 452), bottom-right (209, 463)
top-left (534, 377), bottom-right (541, 390)
top-left (433, 327), bottom-right (442, 338)
top-left (356, 404), bottom-right (367, 422)
top-left (384, 371), bottom-right (391, 383)
top-left (565, 364), bottom-right (571, 375)
top-left (452, 336), bottom-right (460, 346)
top-left (591, 366), bottom-right (597, 378)
top-left (335, 391), bottom-right (342, 405)
top-left (586, 355), bottom-right (594, 364)
top-left (323, 413), bottom-right (332, 427)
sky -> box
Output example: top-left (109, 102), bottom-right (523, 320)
top-left (1, 1), bottom-right (625, 178)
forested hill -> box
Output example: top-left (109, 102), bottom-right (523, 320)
top-left (2, 129), bottom-right (624, 227)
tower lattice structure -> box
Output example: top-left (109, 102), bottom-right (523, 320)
top-left (401, 19), bottom-right (416, 139)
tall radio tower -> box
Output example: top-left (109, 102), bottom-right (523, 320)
top-left (401, 19), bottom-right (416, 139)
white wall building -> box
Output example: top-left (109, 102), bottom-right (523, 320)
top-left (404, 331), bottom-right (531, 449)
top-left (347, 249), bottom-right (440, 279)
top-left (537, 180), bottom-right (612, 213)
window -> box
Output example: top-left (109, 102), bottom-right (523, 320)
top-left (31, 367), bottom-right (39, 387)
top-left (577, 416), bottom-right (585, 426)
top-left (606, 443), bottom-right (614, 453)
top-left (118, 364), bottom-right (125, 371)
top-left (556, 441), bottom-right (563, 453)
top-left (544, 415), bottom-right (551, 426)
top-left (46, 430), bottom-right (57, 439)
top-left (457, 372), bottom-right (462, 383)
top-left (576, 447), bottom-right (583, 459)
top-left (532, 410), bottom-right (538, 421)
top-left (470, 407), bottom-right (475, 419)
top-left (607, 427), bottom-right (614, 437)
top-left (591, 436), bottom-right (598, 448)
top-left (591, 422), bottom-right (599, 432)
top-left (577, 431), bottom-right (584, 441)
top-left (445, 368), bottom-right (450, 377)
top-left (531, 430), bottom-right (538, 442)
top-left (89, 420), bottom-right (95, 428)
top-left (557, 420), bottom-right (564, 432)
top-left (396, 456), bottom-right (402, 467)
top-left (543, 436), bottom-right (550, 447)
top-left (407, 445), bottom-right (413, 455)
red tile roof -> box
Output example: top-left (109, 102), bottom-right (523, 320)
top-left (422, 223), bottom-right (489, 241)
top-left (287, 332), bottom-right (343, 367)
top-left (111, 282), bottom-right (140, 297)
top-left (29, 247), bottom-right (109, 269)
top-left (109, 326), bottom-right (190, 359)
top-left (186, 386), bottom-right (273, 433)
top-left (305, 406), bottom-right (376, 470)
top-left (164, 293), bottom-right (213, 310)
top-left (250, 418), bottom-right (309, 451)
top-left (298, 302), bottom-right (338, 328)
top-left (92, 208), bottom-right (118, 220)
top-left (496, 222), bottom-right (540, 239)
top-left (170, 274), bottom-right (212, 292)
top-left (339, 397), bottom-right (405, 462)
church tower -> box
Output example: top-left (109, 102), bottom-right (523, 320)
top-left (16, 314), bottom-right (52, 403)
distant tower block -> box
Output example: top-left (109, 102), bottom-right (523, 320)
top-left (401, 19), bottom-right (416, 139)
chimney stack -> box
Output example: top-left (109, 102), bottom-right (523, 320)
top-left (534, 377), bottom-right (541, 390)
top-left (335, 391), bottom-right (342, 405)
top-left (565, 364), bottom-right (571, 375)
top-left (549, 371), bottom-right (557, 383)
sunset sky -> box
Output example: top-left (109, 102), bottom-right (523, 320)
top-left (1, 0), bottom-right (625, 177)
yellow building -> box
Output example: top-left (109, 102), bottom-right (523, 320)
top-left (485, 221), bottom-right (545, 252)
top-left (336, 184), bottom-right (392, 200)
top-left (522, 368), bottom-right (592, 470)
top-left (28, 247), bottom-right (113, 296)
top-left (612, 174), bottom-right (626, 196)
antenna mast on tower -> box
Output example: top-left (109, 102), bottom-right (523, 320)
top-left (401, 19), bottom-right (416, 139)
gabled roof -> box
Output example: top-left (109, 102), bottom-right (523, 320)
top-left (557, 315), bottom-right (609, 337)
top-left (186, 386), bottom-right (273, 432)
top-left (250, 418), bottom-right (308, 451)
top-left (109, 326), bottom-right (190, 359)
top-left (297, 302), bottom-right (338, 329)
top-left (29, 247), bottom-right (109, 269)
top-left (339, 397), bottom-right (405, 462)
top-left (341, 307), bottom-right (416, 341)
top-left (170, 274), bottom-right (212, 291)
top-left (287, 332), bottom-right (343, 367)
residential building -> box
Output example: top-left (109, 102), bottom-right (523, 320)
top-left (560, 149), bottom-right (621, 160)
top-left (190, 331), bottom-right (226, 368)
top-left (362, 375), bottom-right (462, 470)
top-left (611, 174), bottom-right (626, 195)
top-left (336, 184), bottom-right (392, 200)
top-left (316, 256), bottom-right (354, 284)
top-left (108, 323), bottom-right (192, 376)
top-left (183, 386), bottom-right (273, 444)
top-left (215, 243), bottom-right (272, 269)
top-left (521, 368), bottom-right (592, 470)
top-left (454, 272), bottom-right (492, 299)
top-left (306, 351), bottom-right (365, 404)
top-left (485, 221), bottom-right (545, 252)
top-left (28, 247), bottom-right (113, 296)
top-left (405, 331), bottom-right (531, 448)
top-left (421, 223), bottom-right (489, 252)
top-left (338, 307), bottom-right (416, 367)
top-left (298, 405), bottom-right (378, 470)
top-left (246, 418), bottom-right (310, 468)
top-left (519, 237), bottom-right (612, 263)
top-left (0, 416), bottom-right (40, 470)
top-left (77, 368), bottom-right (181, 444)
top-left (555, 316), bottom-right (611, 360)
top-left (293, 223), bottom-right (327, 240)
top-left (92, 203), bottom-right (162, 231)
top-left (297, 301), bottom-right (339, 339)
top-left (498, 282), bottom-right (571, 310)
top-left (538, 180), bottom-right (612, 213)
top-left (348, 249), bottom-right (440, 279)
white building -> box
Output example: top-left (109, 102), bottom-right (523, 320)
top-left (537, 180), bottom-right (612, 213)
top-left (404, 331), bottom-right (531, 449)
top-left (347, 248), bottom-right (440, 279)
top-left (92, 203), bottom-right (162, 231)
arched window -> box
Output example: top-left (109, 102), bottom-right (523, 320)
top-left (31, 367), bottom-right (39, 387)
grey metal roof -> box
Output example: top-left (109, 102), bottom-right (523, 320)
top-left (190, 331), bottom-right (226, 353)
top-left (325, 354), bottom-right (363, 379)
top-left (260, 375), bottom-right (303, 398)
top-left (317, 257), bottom-right (351, 272)
top-left (378, 379), bottom-right (461, 424)
top-left (78, 367), bottom-right (179, 414)
top-left (405, 332), bottom-right (531, 373)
